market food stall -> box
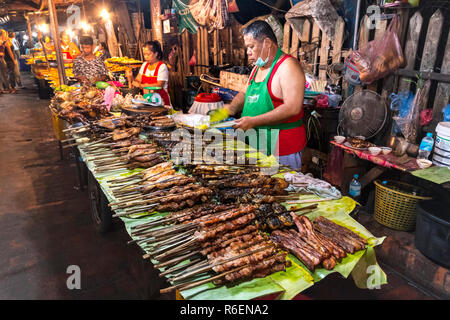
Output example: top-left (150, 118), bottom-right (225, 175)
top-left (46, 82), bottom-right (388, 299)
top-left (19, 0), bottom-right (448, 299)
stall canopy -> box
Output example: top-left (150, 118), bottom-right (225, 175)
top-left (0, 0), bottom-right (89, 31)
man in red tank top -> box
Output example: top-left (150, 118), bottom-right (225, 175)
top-left (224, 21), bottom-right (307, 170)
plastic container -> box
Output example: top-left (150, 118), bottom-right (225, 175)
top-left (349, 174), bottom-right (361, 201)
top-left (51, 111), bottom-right (66, 141)
top-left (417, 132), bottom-right (434, 160)
top-left (433, 122), bottom-right (450, 168)
top-left (374, 180), bottom-right (432, 231)
top-left (415, 200), bottom-right (450, 269)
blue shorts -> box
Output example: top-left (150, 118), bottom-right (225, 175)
top-left (278, 150), bottom-right (303, 171)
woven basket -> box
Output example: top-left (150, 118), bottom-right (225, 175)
top-left (374, 180), bottom-right (432, 231)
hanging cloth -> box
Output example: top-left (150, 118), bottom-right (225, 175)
top-left (173, 0), bottom-right (198, 34)
top-left (189, 0), bottom-right (229, 31)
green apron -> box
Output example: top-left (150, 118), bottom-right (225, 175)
top-left (241, 48), bottom-right (303, 155)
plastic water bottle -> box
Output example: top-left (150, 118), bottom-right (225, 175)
top-left (417, 133), bottom-right (434, 160)
top-left (349, 174), bottom-right (361, 201)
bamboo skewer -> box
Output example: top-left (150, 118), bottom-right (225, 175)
top-left (132, 225), bottom-right (196, 242)
top-left (95, 164), bottom-right (129, 172)
top-left (152, 250), bottom-right (200, 267)
top-left (142, 229), bottom-right (196, 246)
top-left (171, 245), bottom-right (275, 283)
top-left (144, 231), bottom-right (193, 249)
top-left (62, 116), bottom-right (131, 133)
top-left (154, 246), bottom-right (200, 264)
top-left (287, 204), bottom-right (318, 212)
top-left (109, 196), bottom-right (145, 208)
top-left (112, 204), bottom-right (159, 218)
top-left (117, 205), bottom-right (158, 216)
top-left (182, 259), bottom-right (210, 273)
top-left (83, 136), bottom-right (113, 147)
top-left (152, 249), bottom-right (200, 269)
top-left (159, 258), bottom-right (204, 278)
top-left (146, 236), bottom-right (194, 258)
top-left (130, 211), bottom-right (188, 230)
top-left (142, 223), bottom-right (196, 239)
top-left (286, 198), bottom-right (339, 205)
top-left (112, 192), bottom-right (142, 202)
top-left (112, 176), bottom-right (182, 195)
top-left (109, 170), bottom-right (171, 192)
top-left (160, 265), bottom-right (248, 294)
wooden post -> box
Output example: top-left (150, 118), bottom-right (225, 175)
top-left (318, 29), bottom-right (330, 80)
top-left (367, 19), bottom-right (387, 92)
top-left (213, 29), bottom-right (219, 66)
top-left (25, 14), bottom-right (33, 49)
top-left (430, 32), bottom-right (450, 130)
top-left (150, 0), bottom-right (163, 48)
top-left (228, 27), bottom-right (233, 65)
top-left (311, 23), bottom-right (320, 76)
top-left (196, 27), bottom-right (201, 75)
top-left (299, 19), bottom-right (310, 71)
top-left (203, 27), bottom-right (209, 74)
top-left (117, 1), bottom-right (137, 45)
top-left (418, 10), bottom-right (444, 111)
top-left (181, 30), bottom-right (190, 84)
top-left (48, 0), bottom-right (67, 85)
top-left (331, 18), bottom-right (345, 85)
top-left (105, 18), bottom-right (119, 57)
top-left (290, 25), bottom-right (300, 59)
top-left (398, 12), bottom-right (423, 93)
top-left (353, 15), bottom-right (370, 94)
top-left (392, 7), bottom-right (411, 93)
top-left (282, 22), bottom-right (291, 53)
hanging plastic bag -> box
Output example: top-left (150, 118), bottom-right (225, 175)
top-left (389, 91), bottom-right (415, 118)
top-left (343, 56), bottom-right (363, 86)
top-left (392, 80), bottom-right (431, 143)
top-left (351, 15), bottom-right (404, 84)
top-left (442, 104), bottom-right (450, 121)
top-left (102, 86), bottom-right (116, 112)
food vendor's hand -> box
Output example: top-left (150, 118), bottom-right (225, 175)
top-left (233, 116), bottom-right (256, 131)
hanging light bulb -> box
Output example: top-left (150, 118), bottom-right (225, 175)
top-left (80, 21), bottom-right (92, 32)
top-left (38, 23), bottom-right (49, 33)
top-left (100, 9), bottom-right (110, 21)
top-left (66, 28), bottom-right (75, 39)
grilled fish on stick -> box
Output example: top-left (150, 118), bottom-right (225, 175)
top-left (112, 127), bottom-right (141, 141)
top-left (213, 253), bottom-right (290, 285)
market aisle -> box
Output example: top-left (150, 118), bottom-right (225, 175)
top-left (0, 74), bottom-right (145, 299)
